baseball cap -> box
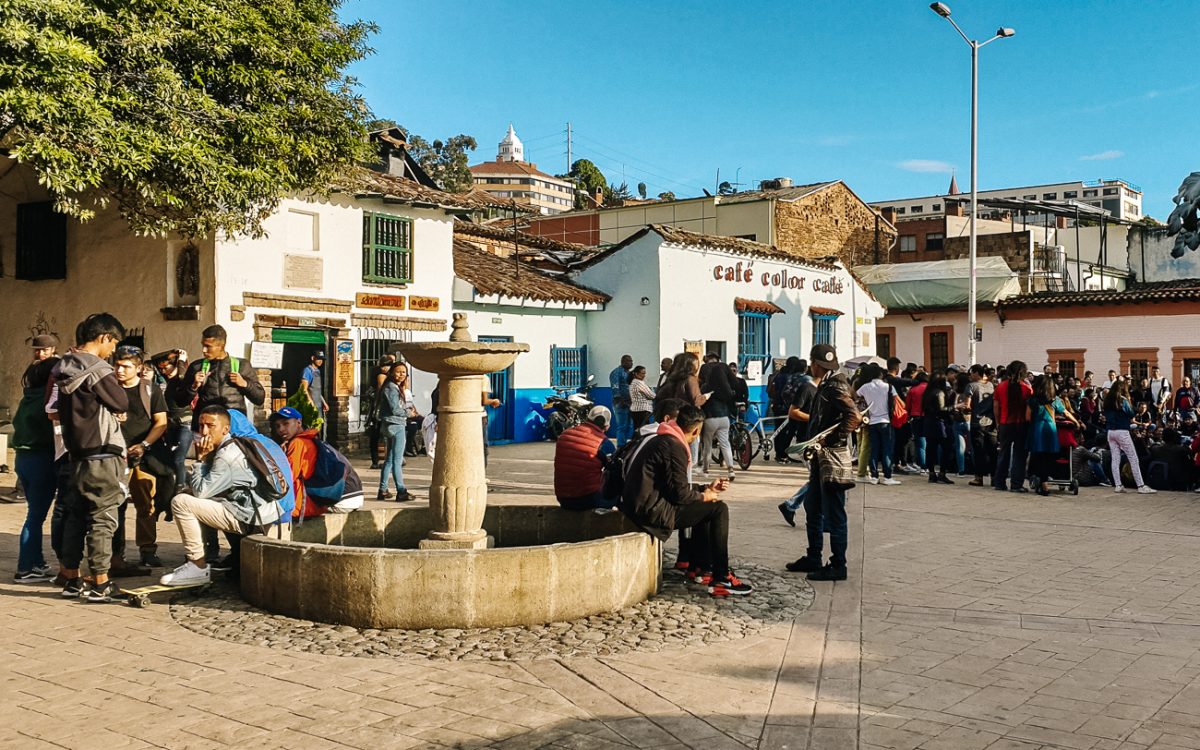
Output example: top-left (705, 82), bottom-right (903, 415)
top-left (269, 406), bottom-right (303, 421)
top-left (312, 350), bottom-right (326, 359)
top-left (809, 343), bottom-right (839, 369)
top-left (30, 334), bottom-right (58, 349)
top-left (588, 405), bottom-right (612, 427)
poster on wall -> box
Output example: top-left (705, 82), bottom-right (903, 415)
top-left (746, 360), bottom-right (763, 382)
top-left (684, 340), bottom-right (704, 357)
top-left (335, 339), bottom-right (354, 397)
top-left (250, 341), bottom-right (284, 370)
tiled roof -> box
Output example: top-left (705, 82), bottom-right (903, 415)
top-left (648, 225), bottom-right (840, 270)
top-left (997, 279), bottom-right (1200, 310)
top-left (331, 167), bottom-right (513, 212)
top-left (718, 182), bottom-right (838, 204)
top-left (809, 306), bottom-right (844, 316)
top-left (734, 298), bottom-right (786, 315)
top-left (453, 240), bottom-right (610, 305)
top-left (468, 160), bottom-right (570, 183)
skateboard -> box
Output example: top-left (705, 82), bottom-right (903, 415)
top-left (124, 581), bottom-right (211, 608)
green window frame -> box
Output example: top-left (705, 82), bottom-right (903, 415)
top-left (362, 212), bottom-right (413, 284)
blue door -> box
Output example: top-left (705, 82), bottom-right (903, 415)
top-left (479, 336), bottom-right (514, 443)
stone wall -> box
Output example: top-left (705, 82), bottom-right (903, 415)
top-left (945, 231), bottom-right (1032, 290)
top-left (773, 182), bottom-right (898, 266)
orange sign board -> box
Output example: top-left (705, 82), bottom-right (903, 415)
top-left (356, 292), bottom-right (406, 310)
top-left (409, 295), bottom-right (440, 312)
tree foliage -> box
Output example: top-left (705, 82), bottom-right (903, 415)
top-left (1167, 172), bottom-right (1200, 257)
top-left (636, 181), bottom-right (647, 199)
top-left (657, 191), bottom-right (676, 201)
top-left (564, 158), bottom-right (607, 207)
top-left (406, 133), bottom-right (477, 193)
top-left (0, 0), bottom-right (377, 238)
top-left (605, 181), bottom-right (632, 206)
top-left (718, 181), bottom-right (736, 195)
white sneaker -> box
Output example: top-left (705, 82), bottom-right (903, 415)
top-left (868, 476), bottom-right (879, 485)
top-left (159, 561), bottom-right (212, 587)
top-left (1137, 486), bottom-right (1158, 494)
top-left (1113, 485), bottom-right (1125, 493)
top-left (880, 477), bottom-right (902, 486)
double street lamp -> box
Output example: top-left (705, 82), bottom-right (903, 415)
top-left (930, 2), bottom-right (1014, 366)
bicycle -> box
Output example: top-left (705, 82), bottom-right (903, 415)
top-left (710, 403), bottom-right (784, 470)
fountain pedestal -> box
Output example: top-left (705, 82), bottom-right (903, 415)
top-left (396, 314), bottom-right (529, 550)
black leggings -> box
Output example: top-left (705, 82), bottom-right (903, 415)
top-left (631, 411), bottom-right (652, 430)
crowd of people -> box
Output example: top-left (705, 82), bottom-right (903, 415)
top-left (11, 315), bottom-right (362, 599)
top-left (767, 356), bottom-right (1200, 497)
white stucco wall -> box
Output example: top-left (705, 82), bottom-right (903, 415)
top-left (878, 311), bottom-right (1005, 370)
top-left (576, 232), bottom-right (885, 387)
top-left (1129, 227), bottom-right (1200, 282)
top-left (453, 302), bottom-right (588, 390)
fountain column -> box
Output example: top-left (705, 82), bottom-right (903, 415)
top-left (397, 314), bottom-right (527, 550)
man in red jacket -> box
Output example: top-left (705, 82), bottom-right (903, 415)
top-left (554, 406), bottom-right (617, 510)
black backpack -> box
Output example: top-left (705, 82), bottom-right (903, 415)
top-left (601, 432), bottom-right (648, 501)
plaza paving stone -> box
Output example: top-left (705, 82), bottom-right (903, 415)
top-left (5, 443), bottom-right (1200, 748)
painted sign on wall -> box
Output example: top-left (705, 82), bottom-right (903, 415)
top-left (356, 293), bottom-right (406, 310)
top-left (335, 339), bottom-right (354, 397)
top-left (712, 262), bottom-right (845, 294)
top-left (409, 295), bottom-right (440, 312)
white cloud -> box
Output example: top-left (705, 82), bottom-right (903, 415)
top-left (897, 159), bottom-right (955, 174)
top-left (1080, 150), bottom-right (1124, 161)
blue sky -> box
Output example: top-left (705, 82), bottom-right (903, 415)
top-left (342, 0), bottom-right (1196, 218)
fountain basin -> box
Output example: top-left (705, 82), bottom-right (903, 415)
top-left (240, 506), bottom-right (661, 630)
top-left (397, 341), bottom-right (529, 377)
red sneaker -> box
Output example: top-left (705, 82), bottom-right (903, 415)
top-left (708, 573), bottom-right (753, 597)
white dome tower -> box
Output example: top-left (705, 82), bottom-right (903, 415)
top-left (497, 124), bottom-right (524, 163)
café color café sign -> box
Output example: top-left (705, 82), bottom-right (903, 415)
top-left (712, 261), bottom-right (844, 294)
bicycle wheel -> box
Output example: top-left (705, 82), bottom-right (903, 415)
top-left (731, 424), bottom-right (753, 470)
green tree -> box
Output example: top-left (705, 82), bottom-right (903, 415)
top-left (657, 191), bottom-right (676, 201)
top-left (406, 133), bottom-right (478, 193)
top-left (718, 181), bottom-right (736, 195)
top-left (605, 181), bottom-right (633, 206)
top-left (0, 0), bottom-right (376, 238)
top-left (637, 182), bottom-right (647, 199)
top-left (564, 158), bottom-right (607, 207)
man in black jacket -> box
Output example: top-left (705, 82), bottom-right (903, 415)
top-left (786, 344), bottom-right (862, 582)
top-left (178, 325), bottom-right (265, 422)
top-left (621, 404), bottom-right (752, 597)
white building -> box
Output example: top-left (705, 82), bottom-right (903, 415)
top-left (573, 225), bottom-right (886, 408)
top-left (872, 178), bottom-right (1143, 223)
top-left (0, 160), bottom-right (499, 449)
top-left (469, 126), bottom-right (577, 215)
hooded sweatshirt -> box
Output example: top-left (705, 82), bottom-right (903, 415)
top-left (189, 410), bottom-right (295, 526)
top-left (56, 350), bottom-right (128, 460)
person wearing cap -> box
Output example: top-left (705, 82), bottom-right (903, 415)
top-left (269, 406), bottom-right (364, 519)
top-left (300, 350), bottom-right (327, 416)
top-left (554, 405), bottom-right (618, 510)
top-left (786, 343), bottom-right (862, 582)
top-left (12, 334), bottom-right (61, 583)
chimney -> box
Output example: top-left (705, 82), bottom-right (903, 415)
top-left (945, 201), bottom-right (964, 217)
top-left (593, 188), bottom-right (604, 207)
top-left (880, 207), bottom-right (896, 225)
top-left (1055, 215), bottom-right (1069, 229)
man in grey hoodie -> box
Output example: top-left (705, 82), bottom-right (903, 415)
top-left (56, 313), bottom-right (129, 602)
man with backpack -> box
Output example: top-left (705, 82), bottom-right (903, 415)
top-left (269, 406), bottom-right (364, 520)
top-left (772, 358), bottom-right (810, 461)
top-left (159, 405), bottom-right (295, 586)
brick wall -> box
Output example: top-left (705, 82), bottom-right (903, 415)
top-left (891, 216), bottom-right (949, 263)
top-left (773, 183), bottom-right (898, 266)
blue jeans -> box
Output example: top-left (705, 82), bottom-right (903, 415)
top-left (954, 420), bottom-right (970, 474)
top-left (867, 423), bottom-right (894, 479)
top-left (803, 473), bottom-right (848, 567)
top-left (614, 404), bottom-right (633, 447)
top-left (380, 423), bottom-right (407, 494)
top-left (784, 483), bottom-right (808, 511)
top-left (170, 422), bottom-right (193, 488)
top-left (16, 451), bottom-right (57, 572)
top-left (909, 417), bottom-right (926, 468)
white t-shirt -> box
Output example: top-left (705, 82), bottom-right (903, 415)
top-left (1150, 377), bottom-right (1171, 404)
top-left (857, 379), bottom-right (893, 426)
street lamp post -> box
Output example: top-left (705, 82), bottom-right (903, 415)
top-left (930, 3), bottom-right (1014, 366)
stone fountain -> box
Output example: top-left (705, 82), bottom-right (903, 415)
top-left (401, 314), bottom-right (526, 550)
top-left (239, 315), bottom-right (662, 630)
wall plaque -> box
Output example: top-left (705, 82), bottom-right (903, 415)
top-left (283, 253), bottom-right (323, 291)
top-left (409, 295), bottom-right (440, 312)
top-left (356, 292), bottom-right (406, 310)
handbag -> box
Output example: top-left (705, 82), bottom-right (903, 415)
top-left (816, 444), bottom-right (856, 489)
top-left (889, 387), bottom-right (907, 430)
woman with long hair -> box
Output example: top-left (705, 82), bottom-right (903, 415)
top-left (994, 360), bottom-right (1032, 492)
top-left (656, 353), bottom-right (706, 408)
top-left (1104, 380), bottom-right (1156, 494)
top-left (1026, 375), bottom-right (1059, 495)
top-left (378, 361), bottom-right (415, 502)
top-left (628, 365), bottom-right (656, 430)
top-left (921, 372), bottom-right (956, 484)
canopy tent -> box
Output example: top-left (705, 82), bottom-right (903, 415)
top-left (854, 257), bottom-right (1021, 311)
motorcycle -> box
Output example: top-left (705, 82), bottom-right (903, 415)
top-left (543, 375), bottom-right (596, 440)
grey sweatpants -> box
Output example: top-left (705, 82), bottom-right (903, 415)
top-left (60, 456), bottom-right (124, 575)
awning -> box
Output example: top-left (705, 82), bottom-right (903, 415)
top-left (854, 257), bottom-right (1021, 311)
top-left (734, 297), bottom-right (785, 314)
